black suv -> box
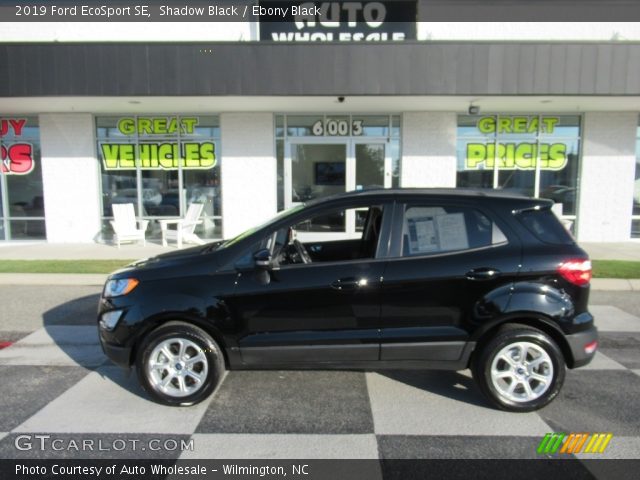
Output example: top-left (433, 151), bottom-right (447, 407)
top-left (98, 189), bottom-right (597, 412)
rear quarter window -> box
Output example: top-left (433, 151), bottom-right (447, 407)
top-left (516, 208), bottom-right (574, 245)
top-left (401, 205), bottom-right (507, 257)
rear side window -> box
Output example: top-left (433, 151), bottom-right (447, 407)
top-left (516, 208), bottom-right (574, 245)
top-left (401, 205), bottom-right (507, 257)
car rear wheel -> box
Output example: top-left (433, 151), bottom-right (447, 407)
top-left (472, 325), bottom-right (565, 412)
top-left (136, 322), bottom-right (225, 406)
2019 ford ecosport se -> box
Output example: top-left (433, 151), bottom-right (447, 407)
top-left (98, 189), bottom-right (597, 412)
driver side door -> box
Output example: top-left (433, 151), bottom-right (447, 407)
top-left (229, 204), bottom-right (391, 367)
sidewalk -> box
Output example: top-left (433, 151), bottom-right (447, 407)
top-left (0, 241), bottom-right (638, 290)
top-left (0, 241), bottom-right (169, 260)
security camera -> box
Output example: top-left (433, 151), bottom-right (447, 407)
top-left (338, 96), bottom-right (345, 103)
top-left (468, 105), bottom-right (480, 115)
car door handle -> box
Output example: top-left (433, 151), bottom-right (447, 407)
top-left (466, 268), bottom-right (501, 281)
top-left (331, 277), bottom-right (369, 291)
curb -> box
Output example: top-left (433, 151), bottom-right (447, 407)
top-left (0, 273), bottom-right (107, 286)
top-left (0, 273), bottom-right (638, 291)
top-left (590, 278), bottom-right (639, 291)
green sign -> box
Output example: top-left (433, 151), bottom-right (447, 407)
top-left (465, 116), bottom-right (568, 171)
top-left (100, 117), bottom-right (216, 170)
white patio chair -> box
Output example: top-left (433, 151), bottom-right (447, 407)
top-left (110, 203), bottom-right (149, 248)
top-left (159, 203), bottom-right (205, 248)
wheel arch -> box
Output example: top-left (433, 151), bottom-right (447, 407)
top-left (129, 312), bottom-right (230, 368)
top-left (469, 313), bottom-right (576, 369)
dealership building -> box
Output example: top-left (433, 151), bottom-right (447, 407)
top-left (1, 9), bottom-right (639, 244)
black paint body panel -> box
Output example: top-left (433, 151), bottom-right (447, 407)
top-left (97, 189), bottom-right (597, 372)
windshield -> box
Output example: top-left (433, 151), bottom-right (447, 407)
top-left (217, 204), bottom-right (306, 249)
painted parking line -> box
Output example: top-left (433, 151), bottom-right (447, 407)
top-left (580, 351), bottom-right (627, 370)
top-left (0, 366), bottom-right (90, 432)
top-left (366, 371), bottom-right (550, 436)
top-left (13, 366), bottom-right (213, 435)
top-left (180, 434), bottom-right (380, 460)
top-left (0, 326), bottom-right (106, 367)
top-left (589, 306), bottom-right (640, 332)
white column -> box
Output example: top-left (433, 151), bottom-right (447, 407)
top-left (576, 113), bottom-right (637, 242)
top-left (39, 114), bottom-right (102, 243)
top-left (401, 112), bottom-right (457, 188)
top-left (220, 113), bottom-right (276, 238)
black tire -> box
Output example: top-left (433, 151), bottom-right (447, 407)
top-left (136, 321), bottom-right (225, 406)
top-left (471, 324), bottom-right (565, 412)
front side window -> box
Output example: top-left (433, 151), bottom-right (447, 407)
top-left (400, 205), bottom-right (507, 257)
top-left (263, 205), bottom-right (384, 267)
top-left (96, 115), bottom-right (221, 241)
top-left (0, 116), bottom-right (46, 240)
top-left (457, 115), bottom-right (581, 219)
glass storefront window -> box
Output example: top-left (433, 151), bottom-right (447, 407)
top-left (276, 114), bottom-right (401, 211)
top-left (390, 138), bottom-right (401, 189)
top-left (276, 138), bottom-right (285, 211)
top-left (632, 117), bottom-right (640, 238)
top-left (355, 144), bottom-right (385, 189)
top-left (456, 115), bottom-right (581, 216)
top-left (96, 115), bottom-right (221, 241)
top-left (0, 116), bottom-right (46, 240)
top-left (286, 116), bottom-right (323, 137)
top-left (292, 144), bottom-right (346, 203)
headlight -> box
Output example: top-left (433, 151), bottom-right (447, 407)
top-left (104, 278), bottom-right (139, 297)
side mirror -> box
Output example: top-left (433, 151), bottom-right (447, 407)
top-left (253, 248), bottom-right (272, 269)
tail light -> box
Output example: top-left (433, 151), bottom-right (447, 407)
top-left (558, 259), bottom-right (592, 286)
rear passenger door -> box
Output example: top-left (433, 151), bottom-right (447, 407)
top-left (378, 200), bottom-right (521, 362)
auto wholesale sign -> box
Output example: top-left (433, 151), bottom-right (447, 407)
top-left (0, 118), bottom-right (34, 175)
top-left (259, 1), bottom-right (417, 42)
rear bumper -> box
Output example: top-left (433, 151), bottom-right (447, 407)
top-left (565, 325), bottom-right (598, 368)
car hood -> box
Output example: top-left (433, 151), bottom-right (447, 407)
top-left (108, 241), bottom-right (227, 279)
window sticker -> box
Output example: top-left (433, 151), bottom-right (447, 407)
top-left (435, 213), bottom-right (469, 251)
top-left (407, 216), bottom-right (438, 254)
top-left (404, 208), bottom-right (470, 255)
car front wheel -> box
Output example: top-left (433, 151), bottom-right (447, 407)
top-left (136, 322), bottom-right (225, 406)
top-left (472, 325), bottom-right (566, 412)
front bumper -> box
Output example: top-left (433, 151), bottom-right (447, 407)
top-left (100, 338), bottom-right (132, 368)
top-left (565, 325), bottom-right (598, 368)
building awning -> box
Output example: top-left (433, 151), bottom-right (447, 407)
top-left (1, 42), bottom-right (640, 97)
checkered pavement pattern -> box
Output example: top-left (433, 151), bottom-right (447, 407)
top-left (0, 305), bottom-right (639, 461)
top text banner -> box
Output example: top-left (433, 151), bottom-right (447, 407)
top-left (2, 0), bottom-right (640, 22)
top-left (5, 1), bottom-right (256, 21)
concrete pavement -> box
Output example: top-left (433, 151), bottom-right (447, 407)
top-left (0, 298), bottom-right (639, 460)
